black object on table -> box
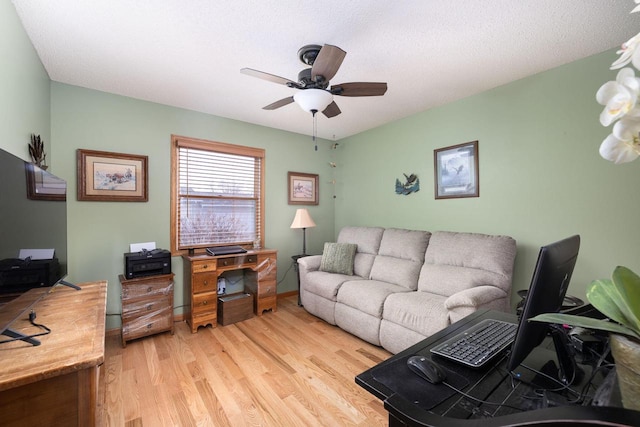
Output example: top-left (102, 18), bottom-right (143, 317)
top-left (356, 309), bottom-right (639, 426)
top-left (291, 254), bottom-right (310, 306)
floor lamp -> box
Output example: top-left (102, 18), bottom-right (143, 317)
top-left (290, 208), bottom-right (316, 255)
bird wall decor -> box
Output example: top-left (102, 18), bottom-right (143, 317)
top-left (395, 173), bottom-right (420, 195)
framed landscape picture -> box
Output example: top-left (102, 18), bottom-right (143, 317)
top-left (434, 141), bottom-right (479, 199)
top-left (77, 149), bottom-right (148, 202)
top-left (288, 171), bottom-right (319, 205)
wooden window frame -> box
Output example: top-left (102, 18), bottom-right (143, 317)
top-left (170, 135), bottom-right (265, 255)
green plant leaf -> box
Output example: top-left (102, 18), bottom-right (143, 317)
top-left (530, 313), bottom-right (640, 340)
top-left (611, 266), bottom-right (640, 333)
top-left (587, 279), bottom-right (632, 327)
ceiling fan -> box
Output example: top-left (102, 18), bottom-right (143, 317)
top-left (241, 44), bottom-right (388, 118)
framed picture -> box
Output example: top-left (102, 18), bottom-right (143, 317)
top-left (288, 171), bottom-right (319, 205)
top-left (434, 141), bottom-right (479, 199)
top-left (77, 149), bottom-right (148, 202)
top-left (26, 163), bottom-right (66, 201)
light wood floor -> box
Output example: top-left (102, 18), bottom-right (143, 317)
top-left (98, 295), bottom-right (391, 426)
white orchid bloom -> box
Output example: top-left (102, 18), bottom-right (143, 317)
top-left (596, 68), bottom-right (640, 126)
top-left (611, 33), bottom-right (640, 69)
top-left (599, 118), bottom-right (640, 164)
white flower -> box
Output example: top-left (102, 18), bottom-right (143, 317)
top-left (596, 68), bottom-right (640, 126)
top-left (611, 33), bottom-right (640, 69)
top-left (599, 118), bottom-right (640, 164)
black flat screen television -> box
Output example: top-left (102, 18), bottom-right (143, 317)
top-left (507, 234), bottom-right (581, 386)
top-left (0, 147), bottom-right (68, 295)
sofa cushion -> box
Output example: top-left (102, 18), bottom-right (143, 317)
top-left (369, 228), bottom-right (431, 290)
top-left (418, 231), bottom-right (516, 296)
top-left (337, 279), bottom-right (411, 317)
top-left (319, 242), bottom-right (357, 275)
top-left (302, 271), bottom-right (356, 301)
top-left (382, 291), bottom-right (450, 337)
top-left (337, 226), bottom-right (384, 278)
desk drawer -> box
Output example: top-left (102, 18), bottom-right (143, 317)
top-left (217, 254), bottom-right (258, 269)
top-left (192, 291), bottom-right (218, 316)
top-left (192, 260), bottom-right (217, 273)
top-left (193, 271), bottom-right (218, 293)
top-left (258, 280), bottom-right (276, 297)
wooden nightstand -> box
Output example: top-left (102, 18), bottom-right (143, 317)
top-left (119, 273), bottom-right (174, 347)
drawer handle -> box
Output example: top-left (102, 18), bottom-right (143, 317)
top-left (203, 264), bottom-right (209, 270)
top-left (203, 280), bottom-right (208, 286)
top-left (202, 300), bottom-right (208, 305)
top-left (147, 286), bottom-right (153, 293)
top-left (266, 287), bottom-right (271, 293)
top-left (146, 304), bottom-right (153, 311)
top-left (223, 260), bottom-right (229, 266)
top-left (147, 323), bottom-right (153, 329)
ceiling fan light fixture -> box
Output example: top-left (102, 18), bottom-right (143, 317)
top-left (294, 89), bottom-right (333, 114)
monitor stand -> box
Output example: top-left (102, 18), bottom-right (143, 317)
top-left (511, 325), bottom-right (583, 389)
top-left (1, 328), bottom-right (41, 346)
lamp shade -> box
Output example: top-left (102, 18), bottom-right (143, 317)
top-left (290, 208), bottom-right (316, 229)
top-left (293, 89), bottom-right (333, 113)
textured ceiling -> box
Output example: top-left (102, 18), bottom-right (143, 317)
top-left (11, 0), bottom-right (640, 140)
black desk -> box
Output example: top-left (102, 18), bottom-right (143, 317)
top-left (356, 309), bottom-right (639, 426)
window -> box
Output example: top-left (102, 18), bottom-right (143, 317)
top-left (171, 135), bottom-right (264, 254)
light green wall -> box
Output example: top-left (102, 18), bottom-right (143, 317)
top-left (4, 3), bottom-right (640, 328)
top-left (0, 0), bottom-right (50, 160)
top-left (50, 83), bottom-right (336, 328)
top-left (337, 49), bottom-right (640, 307)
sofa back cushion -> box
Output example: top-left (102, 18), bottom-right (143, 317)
top-left (369, 228), bottom-right (431, 290)
top-left (418, 231), bottom-right (516, 296)
top-left (337, 226), bottom-right (384, 278)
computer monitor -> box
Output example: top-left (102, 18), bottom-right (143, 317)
top-left (507, 235), bottom-right (581, 385)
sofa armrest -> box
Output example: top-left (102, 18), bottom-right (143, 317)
top-left (297, 255), bottom-right (321, 272)
top-left (444, 286), bottom-right (508, 323)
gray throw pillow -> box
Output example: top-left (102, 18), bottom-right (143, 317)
top-left (319, 242), bottom-right (357, 275)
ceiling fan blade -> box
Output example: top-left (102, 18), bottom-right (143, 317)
top-left (312, 45), bottom-right (346, 82)
top-left (332, 82), bottom-right (388, 97)
top-left (241, 68), bottom-right (296, 86)
top-left (322, 101), bottom-right (341, 118)
top-left (263, 96), bottom-right (294, 110)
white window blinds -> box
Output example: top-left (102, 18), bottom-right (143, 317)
top-left (171, 136), bottom-right (264, 253)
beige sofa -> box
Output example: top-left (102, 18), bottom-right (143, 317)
top-left (297, 226), bottom-right (517, 354)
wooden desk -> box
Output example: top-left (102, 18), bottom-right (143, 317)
top-left (183, 249), bottom-right (277, 333)
top-left (357, 309), bottom-right (640, 426)
top-left (0, 281), bottom-right (107, 426)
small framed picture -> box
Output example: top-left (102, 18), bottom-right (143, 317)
top-left (288, 171), bottom-right (319, 205)
top-left (77, 149), bottom-right (148, 202)
top-left (26, 163), bottom-right (66, 201)
top-left (434, 141), bottom-right (479, 199)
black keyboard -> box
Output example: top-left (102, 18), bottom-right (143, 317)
top-left (430, 319), bottom-right (517, 368)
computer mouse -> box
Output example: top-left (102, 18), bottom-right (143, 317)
top-left (407, 355), bottom-right (447, 384)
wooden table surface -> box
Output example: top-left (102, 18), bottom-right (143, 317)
top-left (0, 281), bottom-right (107, 391)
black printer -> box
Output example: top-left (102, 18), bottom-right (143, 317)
top-left (0, 257), bottom-right (60, 294)
top-left (124, 249), bottom-right (171, 279)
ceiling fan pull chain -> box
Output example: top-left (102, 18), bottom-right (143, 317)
top-left (312, 110), bottom-right (318, 151)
